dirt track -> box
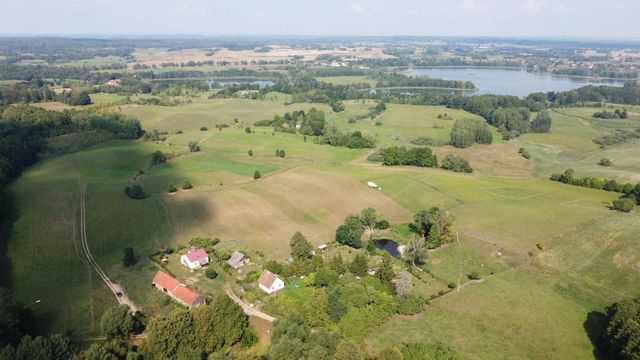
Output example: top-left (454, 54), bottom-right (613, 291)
top-left (79, 184), bottom-right (139, 313)
top-left (225, 286), bottom-right (275, 322)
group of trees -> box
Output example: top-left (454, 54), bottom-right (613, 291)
top-left (550, 169), bottom-right (640, 212)
top-left (593, 108), bottom-right (628, 119)
top-left (450, 119), bottom-right (493, 148)
top-left (440, 154), bottom-right (473, 173)
top-left (321, 124), bottom-right (376, 149)
top-left (409, 207), bottom-right (455, 250)
top-left (375, 74), bottom-right (475, 90)
top-left (0, 83), bottom-right (91, 106)
top-left (335, 208), bottom-right (389, 249)
top-left (600, 297), bottom-right (640, 360)
top-left (142, 295), bottom-right (250, 359)
top-left (382, 146), bottom-right (438, 168)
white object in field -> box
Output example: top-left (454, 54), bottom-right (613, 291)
top-left (367, 181), bottom-right (379, 188)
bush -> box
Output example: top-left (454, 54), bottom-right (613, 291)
top-left (200, 126), bottom-right (208, 131)
top-left (188, 142), bottom-right (201, 152)
top-left (397, 294), bottom-right (426, 315)
top-left (182, 179), bottom-right (193, 190)
top-left (536, 243), bottom-right (544, 250)
top-left (467, 271), bottom-right (481, 280)
top-left (375, 120), bottom-right (383, 126)
top-left (253, 170), bottom-right (262, 179)
top-left (124, 184), bottom-right (146, 199)
top-left (375, 219), bottom-right (390, 230)
top-left (447, 282), bottom-right (457, 289)
top-left (205, 268), bottom-right (218, 279)
top-left (367, 150), bottom-right (385, 162)
top-left (410, 136), bottom-right (449, 147)
top-left (248, 149), bottom-right (253, 156)
top-left (451, 119), bottom-right (493, 148)
top-left (151, 151), bottom-right (167, 165)
top-left (519, 147), bottom-right (531, 160)
top-left (244, 127), bottom-right (252, 134)
top-left (167, 183), bottom-right (178, 193)
top-left (440, 154), bottom-right (473, 173)
top-left (599, 158), bottom-right (613, 166)
top-left (612, 198), bottom-right (634, 212)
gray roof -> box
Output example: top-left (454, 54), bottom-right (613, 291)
top-left (227, 251), bottom-right (248, 267)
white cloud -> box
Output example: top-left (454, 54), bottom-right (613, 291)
top-left (522, 0), bottom-right (541, 12)
top-left (350, 2), bottom-right (365, 12)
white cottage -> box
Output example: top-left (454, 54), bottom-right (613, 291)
top-left (258, 270), bottom-right (285, 295)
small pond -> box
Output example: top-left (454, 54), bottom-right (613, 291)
top-left (374, 239), bottom-right (401, 258)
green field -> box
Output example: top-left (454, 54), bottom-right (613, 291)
top-left (4, 97), bottom-right (640, 358)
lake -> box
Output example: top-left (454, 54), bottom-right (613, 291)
top-left (404, 67), bottom-right (623, 97)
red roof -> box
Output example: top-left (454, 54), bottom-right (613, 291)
top-left (185, 248), bottom-right (209, 265)
top-left (152, 271), bottom-right (203, 307)
top-left (153, 271), bottom-right (181, 291)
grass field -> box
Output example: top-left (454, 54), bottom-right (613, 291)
top-left (316, 76), bottom-right (378, 87)
top-left (4, 97), bottom-right (640, 358)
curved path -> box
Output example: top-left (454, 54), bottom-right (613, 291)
top-left (224, 286), bottom-right (276, 322)
top-left (79, 184), bottom-right (139, 313)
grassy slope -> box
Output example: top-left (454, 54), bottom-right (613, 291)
top-left (4, 98), bottom-right (640, 359)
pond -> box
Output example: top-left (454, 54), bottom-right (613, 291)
top-left (374, 239), bottom-right (401, 258)
top-left (403, 67), bottom-right (623, 97)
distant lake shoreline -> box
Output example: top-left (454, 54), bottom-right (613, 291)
top-left (404, 67), bottom-right (624, 97)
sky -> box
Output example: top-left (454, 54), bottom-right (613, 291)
top-left (0, 0), bottom-right (638, 38)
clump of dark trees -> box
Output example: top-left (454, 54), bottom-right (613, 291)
top-left (450, 119), bottom-right (493, 148)
top-left (550, 169), bottom-right (640, 212)
top-left (593, 108), bottom-right (628, 119)
top-left (382, 146), bottom-right (438, 167)
top-left (594, 297), bottom-right (640, 360)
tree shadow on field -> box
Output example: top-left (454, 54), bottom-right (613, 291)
top-left (583, 311), bottom-right (608, 360)
top-left (0, 191), bottom-right (18, 289)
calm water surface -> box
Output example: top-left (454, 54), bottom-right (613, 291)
top-left (404, 68), bottom-right (623, 97)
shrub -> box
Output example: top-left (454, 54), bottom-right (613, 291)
top-left (397, 294), bottom-right (426, 315)
top-left (182, 179), bottom-right (193, 190)
top-left (167, 183), bottom-right (178, 193)
top-left (467, 271), bottom-right (481, 280)
top-left (175, 129), bottom-right (183, 134)
top-left (375, 120), bottom-right (383, 126)
top-left (367, 150), bottom-right (385, 162)
top-left (612, 198), bottom-right (634, 212)
top-left (124, 184), bottom-right (146, 199)
top-left (151, 151), bottom-right (167, 165)
top-left (447, 282), bottom-right (457, 289)
top-left (536, 243), bottom-right (544, 250)
top-left (200, 126), bottom-right (208, 131)
top-left (205, 268), bottom-right (218, 279)
top-left (188, 142), bottom-right (201, 152)
top-left (244, 127), bottom-right (252, 134)
top-left (519, 147), bottom-right (531, 160)
top-left (410, 136), bottom-right (449, 147)
top-left (248, 149), bottom-right (253, 156)
top-left (599, 158), bottom-right (613, 166)
top-left (375, 219), bottom-right (390, 230)
top-left (253, 170), bottom-right (262, 179)
top-left (440, 154), bottom-right (473, 173)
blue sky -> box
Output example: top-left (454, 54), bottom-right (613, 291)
top-left (1, 0), bottom-right (638, 38)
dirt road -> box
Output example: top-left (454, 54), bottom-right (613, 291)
top-left (225, 286), bottom-right (276, 322)
top-left (79, 184), bottom-right (139, 313)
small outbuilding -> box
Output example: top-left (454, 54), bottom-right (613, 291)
top-left (318, 244), bottom-right (329, 252)
top-left (228, 251), bottom-right (250, 269)
top-left (180, 248), bottom-right (209, 271)
top-left (258, 270), bottom-right (285, 295)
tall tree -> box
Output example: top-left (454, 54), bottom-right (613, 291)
top-left (290, 232), bottom-right (313, 261)
top-left (349, 253), bottom-right (369, 277)
top-left (360, 207), bottom-right (377, 241)
top-left (100, 305), bottom-right (136, 340)
top-left (376, 252), bottom-right (396, 287)
top-left (336, 215), bottom-right (365, 248)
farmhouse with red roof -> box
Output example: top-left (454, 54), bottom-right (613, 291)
top-left (151, 271), bottom-right (205, 308)
top-left (180, 248), bottom-right (209, 271)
